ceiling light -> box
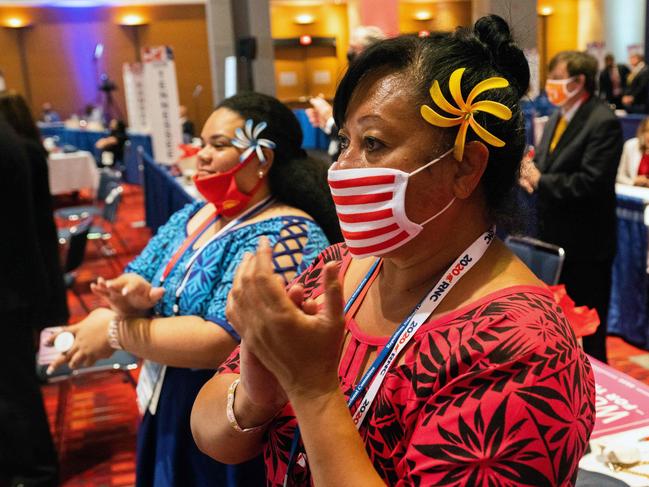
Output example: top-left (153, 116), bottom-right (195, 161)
top-left (413, 10), bottom-right (432, 21)
top-left (294, 14), bottom-right (315, 25)
top-left (4, 17), bottom-right (29, 28)
top-left (119, 14), bottom-right (147, 26)
top-left (539, 6), bottom-right (554, 16)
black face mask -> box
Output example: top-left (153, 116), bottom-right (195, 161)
top-left (346, 50), bottom-right (357, 64)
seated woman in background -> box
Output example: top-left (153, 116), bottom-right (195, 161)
top-left (95, 118), bottom-right (127, 167)
top-left (49, 92), bottom-right (339, 486)
top-left (617, 116), bottom-right (649, 186)
top-left (192, 16), bottom-right (595, 486)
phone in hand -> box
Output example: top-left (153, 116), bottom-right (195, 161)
top-left (37, 326), bottom-right (63, 365)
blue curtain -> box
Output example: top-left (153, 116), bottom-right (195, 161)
top-left (608, 194), bottom-right (649, 348)
top-left (142, 152), bottom-right (194, 233)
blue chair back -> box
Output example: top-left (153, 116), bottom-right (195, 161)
top-left (64, 218), bottom-right (92, 273)
top-left (102, 184), bottom-right (123, 223)
top-left (505, 235), bottom-right (565, 285)
top-left (97, 168), bottom-right (122, 201)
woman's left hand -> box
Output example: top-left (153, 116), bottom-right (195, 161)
top-left (47, 308), bottom-right (117, 374)
top-left (226, 237), bottom-right (345, 401)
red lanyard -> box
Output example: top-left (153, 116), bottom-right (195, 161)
top-left (160, 210), bottom-right (219, 283)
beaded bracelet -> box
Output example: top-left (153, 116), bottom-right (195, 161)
top-left (107, 316), bottom-right (124, 350)
top-left (226, 378), bottom-right (270, 433)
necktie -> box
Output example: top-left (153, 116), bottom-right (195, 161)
top-left (550, 116), bottom-right (567, 152)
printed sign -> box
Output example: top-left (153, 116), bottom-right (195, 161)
top-left (122, 62), bottom-right (148, 133)
top-left (590, 357), bottom-right (649, 440)
top-left (142, 46), bottom-right (182, 164)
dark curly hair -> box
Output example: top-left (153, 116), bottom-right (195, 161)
top-left (333, 15), bottom-right (530, 231)
top-left (217, 92), bottom-right (342, 243)
top-left (0, 90), bottom-right (41, 145)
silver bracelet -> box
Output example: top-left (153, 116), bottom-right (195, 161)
top-left (226, 378), bottom-right (269, 433)
top-left (107, 316), bottom-right (124, 350)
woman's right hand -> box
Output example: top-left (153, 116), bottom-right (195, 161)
top-left (235, 281), bottom-right (318, 417)
top-left (239, 343), bottom-right (287, 410)
top-left (91, 273), bottom-right (164, 317)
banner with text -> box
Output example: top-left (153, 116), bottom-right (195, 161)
top-left (122, 62), bottom-right (149, 133)
top-left (142, 46), bottom-right (182, 164)
top-left (590, 357), bottom-right (649, 440)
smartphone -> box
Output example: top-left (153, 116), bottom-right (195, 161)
top-left (37, 326), bottom-right (63, 365)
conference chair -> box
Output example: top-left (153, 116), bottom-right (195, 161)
top-left (88, 183), bottom-right (128, 272)
top-left (58, 218), bottom-right (92, 312)
top-left (54, 168), bottom-right (122, 222)
top-left (504, 235), bottom-right (565, 285)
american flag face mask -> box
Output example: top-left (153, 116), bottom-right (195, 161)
top-left (328, 148), bottom-right (455, 259)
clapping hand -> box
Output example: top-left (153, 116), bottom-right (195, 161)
top-left (91, 273), bottom-right (164, 317)
top-left (519, 155), bottom-right (540, 194)
top-left (226, 237), bottom-right (344, 401)
top-left (305, 95), bottom-right (333, 132)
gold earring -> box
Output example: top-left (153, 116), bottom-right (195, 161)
top-left (258, 170), bottom-right (264, 178)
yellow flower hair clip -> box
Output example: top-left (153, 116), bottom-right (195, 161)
top-left (420, 67), bottom-right (513, 161)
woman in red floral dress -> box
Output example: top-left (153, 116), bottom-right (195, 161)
top-left (191, 15), bottom-right (595, 487)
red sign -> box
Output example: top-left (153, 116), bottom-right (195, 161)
top-left (590, 357), bottom-right (649, 439)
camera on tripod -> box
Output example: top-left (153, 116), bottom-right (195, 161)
top-left (99, 73), bottom-right (117, 93)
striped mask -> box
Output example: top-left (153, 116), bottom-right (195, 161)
top-left (328, 148), bottom-right (455, 259)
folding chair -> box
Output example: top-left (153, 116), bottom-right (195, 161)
top-left (504, 235), bottom-right (565, 285)
top-left (54, 168), bottom-right (122, 222)
top-left (88, 183), bottom-right (127, 273)
top-left (58, 218), bottom-right (92, 312)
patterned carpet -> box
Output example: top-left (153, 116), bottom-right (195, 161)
top-left (44, 184), bottom-right (649, 486)
top-left (45, 184), bottom-right (149, 486)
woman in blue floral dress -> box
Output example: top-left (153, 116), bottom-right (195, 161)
top-left (49, 92), bottom-right (340, 486)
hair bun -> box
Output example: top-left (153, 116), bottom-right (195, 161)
top-left (474, 14), bottom-right (530, 98)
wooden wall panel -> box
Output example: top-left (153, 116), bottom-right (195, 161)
top-left (0, 4), bottom-right (213, 130)
top-left (0, 27), bottom-right (26, 96)
top-left (398, 1), bottom-right (471, 34)
top-left (270, 3), bottom-right (348, 105)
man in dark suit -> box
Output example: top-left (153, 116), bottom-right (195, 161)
top-left (599, 53), bottom-right (629, 108)
top-left (622, 52), bottom-right (649, 113)
top-left (520, 51), bottom-right (623, 363)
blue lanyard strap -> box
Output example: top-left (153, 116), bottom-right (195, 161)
top-left (284, 257), bottom-right (381, 486)
top-left (172, 196), bottom-right (276, 313)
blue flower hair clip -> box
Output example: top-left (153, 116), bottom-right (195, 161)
top-left (231, 119), bottom-right (276, 164)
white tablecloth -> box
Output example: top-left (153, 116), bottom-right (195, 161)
top-left (48, 151), bottom-right (99, 195)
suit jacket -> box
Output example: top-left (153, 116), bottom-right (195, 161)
top-left (535, 96), bottom-right (623, 262)
top-left (598, 64), bottom-right (629, 106)
top-left (23, 138), bottom-right (69, 326)
top-left (0, 119), bottom-right (52, 325)
top-left (624, 64), bottom-right (649, 112)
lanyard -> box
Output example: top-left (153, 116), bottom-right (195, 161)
top-left (284, 227), bottom-right (495, 486)
top-left (159, 210), bottom-right (219, 284)
top-left (170, 196), bottom-right (276, 314)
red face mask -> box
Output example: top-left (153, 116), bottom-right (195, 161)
top-left (193, 152), bottom-right (264, 217)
